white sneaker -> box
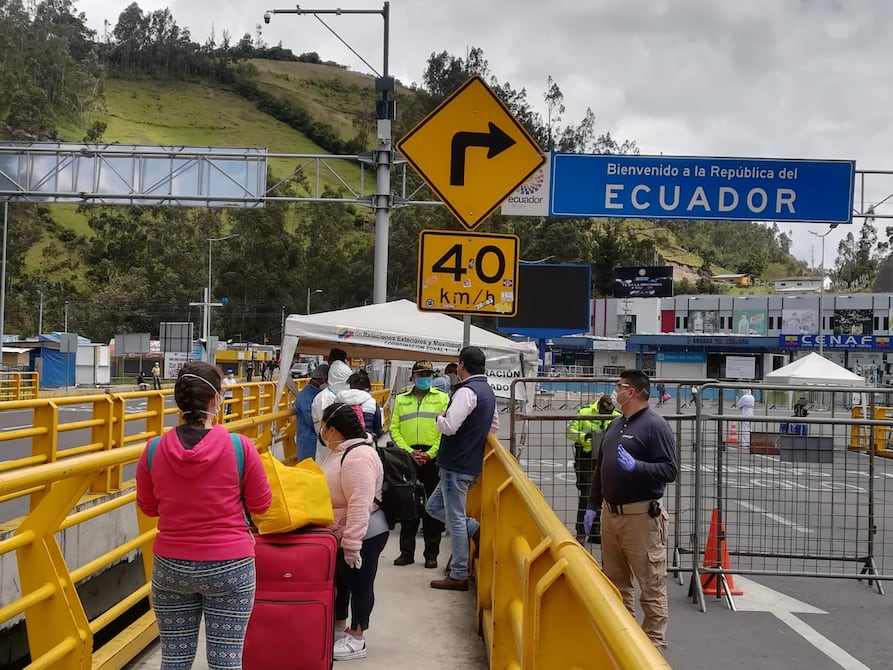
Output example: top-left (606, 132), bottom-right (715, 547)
top-left (333, 634), bottom-right (367, 661)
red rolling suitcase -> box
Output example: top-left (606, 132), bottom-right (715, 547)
top-left (243, 527), bottom-right (337, 670)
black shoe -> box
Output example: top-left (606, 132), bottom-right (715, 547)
top-left (424, 558), bottom-right (437, 569)
top-left (393, 554), bottom-right (414, 566)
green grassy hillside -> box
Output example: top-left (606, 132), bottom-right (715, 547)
top-left (58, 76), bottom-right (363, 186)
top-left (248, 59), bottom-right (376, 142)
top-left (44, 66), bottom-right (380, 286)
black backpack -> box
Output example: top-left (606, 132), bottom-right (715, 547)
top-left (342, 442), bottom-right (427, 529)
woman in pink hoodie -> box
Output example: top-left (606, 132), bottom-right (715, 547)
top-left (320, 402), bottom-right (387, 662)
top-left (136, 361), bottom-right (272, 670)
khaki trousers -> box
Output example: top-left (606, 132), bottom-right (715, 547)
top-left (600, 504), bottom-right (669, 650)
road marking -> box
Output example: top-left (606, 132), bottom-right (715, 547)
top-left (735, 501), bottom-right (814, 534)
top-left (735, 577), bottom-right (870, 670)
top-left (775, 611), bottom-right (871, 670)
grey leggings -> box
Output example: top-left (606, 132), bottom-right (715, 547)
top-left (152, 555), bottom-right (256, 669)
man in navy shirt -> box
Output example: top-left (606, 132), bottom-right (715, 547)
top-left (585, 369), bottom-right (677, 652)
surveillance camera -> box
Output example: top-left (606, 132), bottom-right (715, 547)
top-left (263, 11), bottom-right (271, 24)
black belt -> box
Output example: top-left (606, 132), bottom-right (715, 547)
top-left (605, 500), bottom-right (654, 515)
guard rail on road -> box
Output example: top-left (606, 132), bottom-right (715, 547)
top-left (0, 372), bottom-right (38, 402)
top-left (472, 434), bottom-right (670, 669)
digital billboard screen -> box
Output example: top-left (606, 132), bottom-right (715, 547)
top-left (613, 266), bottom-right (674, 298)
top-left (497, 264), bottom-right (591, 335)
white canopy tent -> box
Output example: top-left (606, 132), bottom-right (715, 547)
top-left (274, 299), bottom-right (540, 407)
top-left (765, 352), bottom-right (866, 412)
top-left (764, 352), bottom-right (866, 387)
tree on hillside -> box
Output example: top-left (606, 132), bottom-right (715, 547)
top-left (833, 216), bottom-right (885, 290)
top-left (0, 0), bottom-right (100, 139)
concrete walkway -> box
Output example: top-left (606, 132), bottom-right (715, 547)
top-left (127, 531), bottom-right (487, 669)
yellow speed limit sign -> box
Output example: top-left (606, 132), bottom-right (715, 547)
top-left (417, 230), bottom-right (519, 316)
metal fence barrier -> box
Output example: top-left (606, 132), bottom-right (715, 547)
top-left (509, 377), bottom-right (893, 615)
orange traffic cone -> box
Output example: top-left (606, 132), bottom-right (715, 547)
top-left (727, 422), bottom-right (738, 445)
top-left (700, 507), bottom-right (743, 596)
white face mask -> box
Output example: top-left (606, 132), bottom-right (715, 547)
top-left (320, 423), bottom-right (337, 450)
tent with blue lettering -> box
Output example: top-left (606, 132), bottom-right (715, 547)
top-left (273, 299), bottom-right (539, 407)
top-left (764, 352), bottom-right (865, 386)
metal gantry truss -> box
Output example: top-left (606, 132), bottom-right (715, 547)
top-left (0, 143), bottom-right (442, 209)
top-left (1, 143), bottom-right (891, 221)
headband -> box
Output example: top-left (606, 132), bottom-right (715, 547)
top-left (178, 373), bottom-right (219, 395)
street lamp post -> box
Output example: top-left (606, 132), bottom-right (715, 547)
top-left (201, 234), bottom-right (239, 362)
top-left (307, 288), bottom-right (323, 314)
top-left (264, 3), bottom-right (393, 304)
top-left (809, 227), bottom-right (835, 356)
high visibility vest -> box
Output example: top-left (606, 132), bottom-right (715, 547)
top-left (566, 405), bottom-right (621, 453)
top-left (390, 388), bottom-right (450, 458)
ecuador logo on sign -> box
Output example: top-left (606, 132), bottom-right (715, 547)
top-left (397, 76), bottom-right (544, 231)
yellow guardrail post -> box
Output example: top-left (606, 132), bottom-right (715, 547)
top-left (89, 396), bottom-right (115, 494)
top-left (30, 401), bottom-right (59, 510)
top-left (16, 471), bottom-right (96, 669)
top-left (145, 392), bottom-right (166, 440)
top-left (370, 388), bottom-right (391, 431)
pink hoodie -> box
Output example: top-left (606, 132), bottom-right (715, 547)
top-left (136, 424), bottom-right (272, 561)
top-left (321, 437), bottom-right (384, 560)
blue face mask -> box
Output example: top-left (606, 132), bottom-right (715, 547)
top-left (415, 377), bottom-right (433, 391)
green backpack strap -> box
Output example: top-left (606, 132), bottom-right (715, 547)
top-left (146, 436), bottom-right (162, 471)
top-left (230, 433), bottom-right (244, 488)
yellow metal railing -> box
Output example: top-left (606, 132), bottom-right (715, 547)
top-left (849, 405), bottom-right (893, 458)
top-left (0, 383), bottom-right (298, 670)
top-left (0, 372), bottom-right (39, 401)
top-left (471, 434), bottom-right (671, 669)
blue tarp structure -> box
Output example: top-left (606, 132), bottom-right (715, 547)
top-left (34, 333), bottom-right (89, 388)
top-left (39, 348), bottom-right (75, 387)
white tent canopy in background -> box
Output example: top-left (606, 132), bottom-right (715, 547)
top-left (764, 352), bottom-right (866, 387)
top-left (274, 299), bottom-right (539, 407)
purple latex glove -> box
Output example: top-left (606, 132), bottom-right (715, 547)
top-left (617, 445), bottom-right (636, 472)
top-left (583, 509), bottom-right (599, 535)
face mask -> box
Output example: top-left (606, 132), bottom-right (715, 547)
top-left (415, 377), bottom-right (433, 391)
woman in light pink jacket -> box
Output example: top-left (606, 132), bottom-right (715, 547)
top-left (320, 402), bottom-right (387, 662)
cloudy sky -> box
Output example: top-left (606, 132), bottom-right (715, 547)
top-left (74, 0), bottom-right (893, 268)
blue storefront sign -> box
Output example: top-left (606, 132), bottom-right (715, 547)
top-left (550, 154), bottom-right (855, 224)
top-left (779, 334), bottom-right (891, 349)
top-left (656, 351), bottom-right (707, 363)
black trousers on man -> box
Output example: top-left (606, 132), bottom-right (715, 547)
top-left (398, 447), bottom-right (444, 562)
top-left (573, 443), bottom-right (599, 542)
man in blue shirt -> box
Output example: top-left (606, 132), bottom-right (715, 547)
top-left (295, 364), bottom-right (329, 462)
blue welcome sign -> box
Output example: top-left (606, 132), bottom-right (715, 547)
top-left (550, 154), bottom-right (854, 224)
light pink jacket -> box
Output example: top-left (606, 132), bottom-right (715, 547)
top-left (321, 437), bottom-right (384, 560)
